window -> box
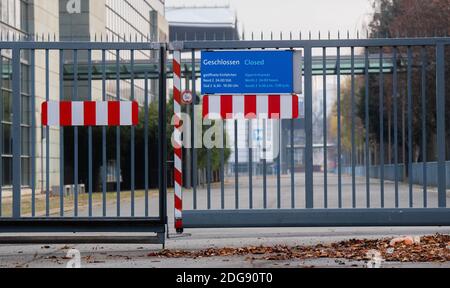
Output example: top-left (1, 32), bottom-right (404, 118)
top-left (0, 0), bottom-right (29, 32)
top-left (21, 158), bottom-right (30, 186)
top-left (2, 124), bottom-right (12, 155)
top-left (2, 157), bottom-right (12, 186)
top-left (1, 56), bottom-right (31, 187)
top-left (2, 90), bottom-right (12, 122)
top-left (0, 1), bottom-right (8, 25)
top-left (20, 0), bottom-right (28, 32)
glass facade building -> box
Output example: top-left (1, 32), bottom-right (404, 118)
top-left (60, 0), bottom-right (168, 103)
top-left (1, 0), bottom-right (31, 187)
top-left (105, 0), bottom-right (166, 103)
top-left (106, 0), bottom-right (165, 41)
top-left (0, 0), bottom-right (29, 34)
top-left (1, 0), bottom-right (169, 189)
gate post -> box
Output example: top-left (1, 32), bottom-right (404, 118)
top-left (159, 44), bottom-right (168, 236)
top-left (304, 45), bottom-right (314, 209)
top-left (436, 43), bottom-right (446, 208)
top-left (173, 50), bottom-right (184, 233)
top-left (12, 48), bottom-right (22, 218)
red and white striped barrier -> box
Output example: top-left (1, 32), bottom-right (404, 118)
top-left (203, 95), bottom-right (300, 120)
top-left (173, 51), bottom-right (184, 233)
top-left (42, 101), bottom-right (139, 127)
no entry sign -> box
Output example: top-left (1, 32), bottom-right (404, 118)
top-left (201, 50), bottom-right (302, 95)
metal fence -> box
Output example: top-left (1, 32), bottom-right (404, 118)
top-left (343, 162), bottom-right (450, 189)
top-left (0, 36), bottom-right (449, 243)
top-left (0, 40), bottom-right (167, 244)
top-left (172, 37), bottom-right (450, 229)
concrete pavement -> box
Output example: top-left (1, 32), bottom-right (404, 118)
top-left (0, 173), bottom-right (449, 268)
top-left (0, 226), bottom-right (449, 268)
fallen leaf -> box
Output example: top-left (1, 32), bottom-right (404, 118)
top-left (144, 234), bottom-right (450, 263)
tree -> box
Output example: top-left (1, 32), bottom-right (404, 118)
top-left (64, 98), bottom-right (168, 191)
top-left (361, 0), bottom-right (450, 168)
top-left (329, 77), bottom-right (366, 166)
top-left (64, 93), bottom-right (231, 191)
top-left (369, 0), bottom-right (449, 38)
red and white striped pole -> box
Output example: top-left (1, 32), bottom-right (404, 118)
top-left (173, 50), bottom-right (184, 234)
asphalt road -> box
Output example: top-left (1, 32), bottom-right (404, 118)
top-left (57, 172), bottom-right (449, 218)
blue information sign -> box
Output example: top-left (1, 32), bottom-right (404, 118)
top-left (201, 51), bottom-right (294, 94)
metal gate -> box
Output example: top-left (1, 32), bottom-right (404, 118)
top-left (0, 39), bottom-right (167, 244)
top-left (171, 37), bottom-right (450, 231)
top-left (0, 36), bottom-right (449, 243)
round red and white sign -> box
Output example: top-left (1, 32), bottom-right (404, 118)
top-left (182, 90), bottom-right (193, 104)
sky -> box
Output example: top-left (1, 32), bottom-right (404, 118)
top-left (165, 0), bottom-right (375, 39)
